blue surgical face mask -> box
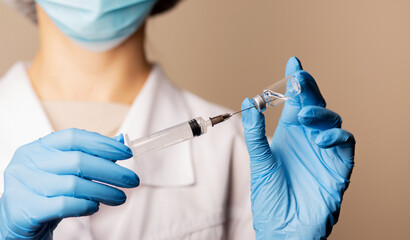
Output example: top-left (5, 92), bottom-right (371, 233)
top-left (35, 0), bottom-right (158, 52)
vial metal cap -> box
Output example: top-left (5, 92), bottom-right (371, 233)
top-left (252, 95), bottom-right (266, 112)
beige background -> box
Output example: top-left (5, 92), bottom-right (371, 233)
top-left (1, 0), bottom-right (409, 239)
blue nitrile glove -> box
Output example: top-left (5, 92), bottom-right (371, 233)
top-left (0, 129), bottom-right (139, 240)
top-left (242, 57), bottom-right (355, 240)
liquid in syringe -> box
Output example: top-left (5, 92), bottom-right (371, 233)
top-left (125, 114), bottom-right (232, 158)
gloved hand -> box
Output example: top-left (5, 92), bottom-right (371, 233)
top-left (242, 57), bottom-right (355, 239)
top-left (0, 129), bottom-right (139, 240)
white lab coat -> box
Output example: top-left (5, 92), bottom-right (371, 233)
top-left (0, 63), bottom-right (255, 240)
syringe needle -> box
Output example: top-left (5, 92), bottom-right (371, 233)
top-left (230, 105), bottom-right (256, 116)
top-left (209, 105), bottom-right (256, 127)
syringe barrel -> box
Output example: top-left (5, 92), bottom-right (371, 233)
top-left (126, 117), bottom-right (210, 158)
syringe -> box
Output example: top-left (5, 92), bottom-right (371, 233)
top-left (125, 74), bottom-right (301, 158)
top-left (125, 113), bottom-right (233, 158)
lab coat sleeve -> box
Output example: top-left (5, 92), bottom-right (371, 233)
top-left (225, 125), bottom-right (255, 240)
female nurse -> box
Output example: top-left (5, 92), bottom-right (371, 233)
top-left (0, 0), bottom-right (355, 239)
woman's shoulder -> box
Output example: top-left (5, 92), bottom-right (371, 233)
top-left (180, 90), bottom-right (233, 118)
top-left (0, 62), bottom-right (29, 91)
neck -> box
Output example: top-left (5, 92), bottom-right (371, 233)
top-left (28, 6), bottom-right (151, 104)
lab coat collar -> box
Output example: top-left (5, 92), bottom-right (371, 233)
top-left (115, 64), bottom-right (196, 187)
top-left (0, 62), bottom-right (53, 152)
top-left (1, 62), bottom-right (195, 188)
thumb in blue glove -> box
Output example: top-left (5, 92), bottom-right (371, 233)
top-left (243, 57), bottom-right (355, 239)
top-left (112, 133), bottom-right (125, 143)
